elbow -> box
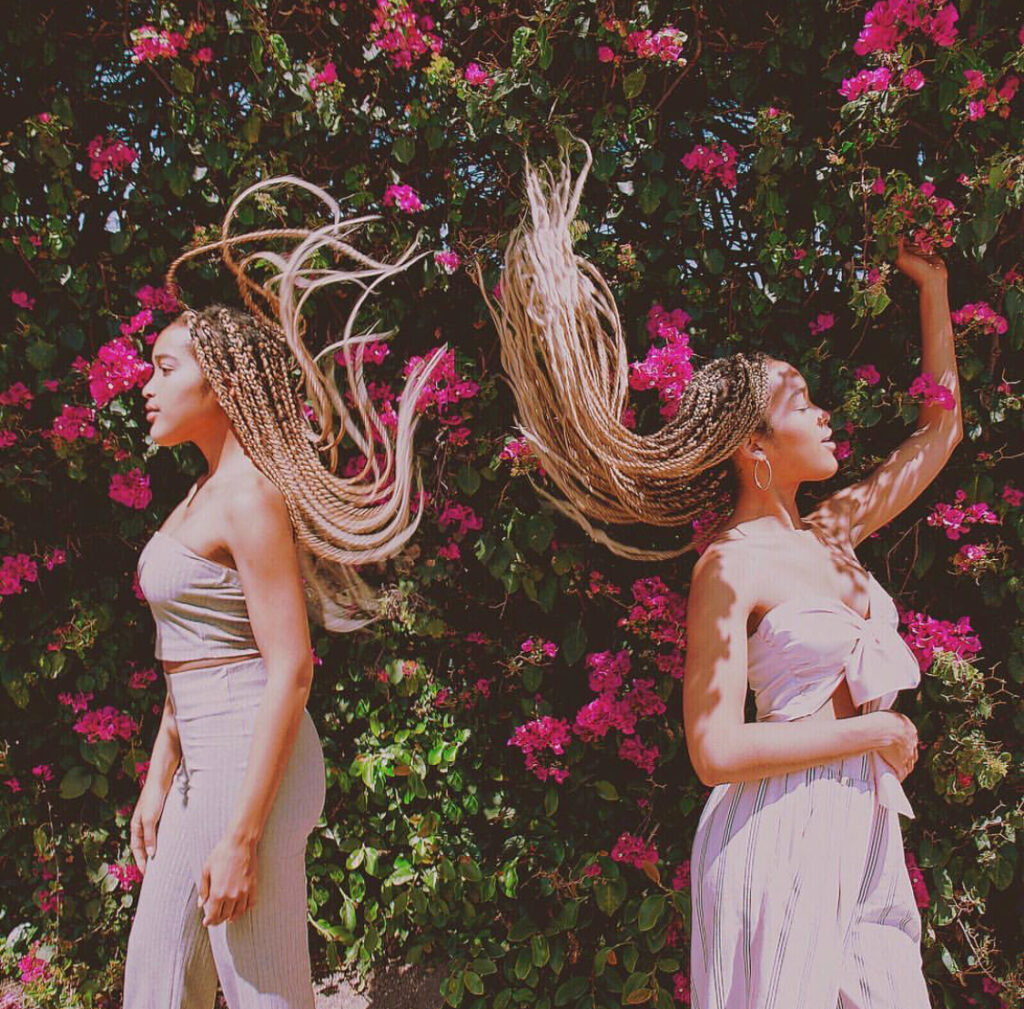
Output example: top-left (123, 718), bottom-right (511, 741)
top-left (688, 745), bottom-right (724, 788)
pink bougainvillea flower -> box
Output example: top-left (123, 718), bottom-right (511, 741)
top-left (681, 141), bottom-right (737, 190)
top-left (11, 289), bottom-right (36, 310)
top-left (130, 25), bottom-right (187, 62)
top-left (610, 832), bottom-right (659, 868)
top-left (368, 0), bottom-right (443, 69)
top-left (135, 283), bottom-right (180, 313)
top-left (87, 336), bottom-right (152, 408)
top-left (898, 606), bottom-right (982, 669)
top-left (86, 135), bottom-right (138, 180)
top-left (925, 488), bottom-right (999, 540)
top-left (109, 468), bottom-right (152, 510)
top-left (463, 62), bottom-right (495, 87)
top-left (908, 371), bottom-right (955, 410)
top-left (838, 66), bottom-right (892, 101)
top-left (51, 404), bottom-right (98, 443)
top-left (624, 26), bottom-right (688, 66)
top-left (508, 715), bottom-right (572, 782)
top-left (1001, 483), bottom-right (1023, 507)
top-left (618, 736), bottom-right (660, 773)
top-left (905, 851), bottom-right (930, 908)
top-left (72, 704), bottom-right (139, 742)
top-left (950, 301), bottom-right (1008, 335)
top-left (901, 68), bottom-right (926, 90)
top-left (310, 60), bottom-right (338, 90)
top-left (0, 382), bottom-right (33, 407)
top-left (433, 249), bottom-right (461, 273)
top-left (597, 45), bottom-right (615, 63)
top-left (192, 46), bottom-right (214, 64)
top-left (853, 363), bottom-right (881, 385)
top-left (808, 312), bottom-right (835, 335)
top-left (383, 183), bottom-right (423, 213)
top-left (962, 69), bottom-right (987, 94)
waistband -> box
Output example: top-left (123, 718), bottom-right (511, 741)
top-left (165, 654), bottom-right (270, 722)
top-left (811, 751), bottom-right (874, 784)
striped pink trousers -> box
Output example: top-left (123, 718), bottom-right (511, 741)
top-left (123, 656), bottom-right (326, 1008)
top-left (690, 752), bottom-right (931, 1008)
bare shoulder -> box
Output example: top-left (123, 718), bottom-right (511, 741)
top-left (688, 540), bottom-right (757, 631)
top-left (221, 468), bottom-right (291, 543)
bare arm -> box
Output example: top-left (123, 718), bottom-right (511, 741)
top-left (130, 691), bottom-right (181, 871)
top-left (198, 479), bottom-right (314, 926)
top-left (682, 546), bottom-right (899, 787)
top-left (814, 243), bottom-right (963, 548)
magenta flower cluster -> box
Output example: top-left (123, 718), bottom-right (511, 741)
top-left (310, 61), bottom-right (338, 91)
top-left (507, 715), bottom-right (572, 783)
top-left (808, 312), bottom-right (835, 335)
top-left (433, 250), bottom-right (461, 274)
top-left (908, 371), bottom-right (955, 410)
top-left (951, 301), bottom-right (1009, 335)
top-left (629, 304), bottom-right (695, 419)
top-left (87, 336), bottom-right (152, 408)
top-left (624, 27), bottom-right (688, 66)
top-left (852, 0), bottom-right (958, 56)
top-left (402, 347), bottom-right (479, 418)
top-left (109, 468), bottom-right (152, 510)
top-left (135, 283), bottom-right (180, 313)
top-left (838, 66), bottom-right (895, 101)
top-left (383, 183), bottom-right (423, 213)
top-left (51, 404), bottom-right (98, 443)
top-left (904, 851), bottom-right (931, 908)
top-left (610, 831), bottom-right (659, 868)
top-left (680, 142), bottom-right (737, 190)
top-left (463, 63), bottom-right (494, 88)
top-left (368, 0), bottom-right (442, 70)
top-left (961, 69), bottom-right (1018, 122)
top-left (898, 607), bottom-right (982, 669)
top-left (10, 289), bottom-right (36, 311)
top-left (86, 136), bottom-right (138, 181)
top-left (853, 363), bottom-right (881, 385)
top-left (130, 25), bottom-right (187, 62)
top-left (926, 489), bottom-right (999, 540)
top-left (72, 705), bottom-right (139, 743)
top-left (1, 553), bottom-right (38, 599)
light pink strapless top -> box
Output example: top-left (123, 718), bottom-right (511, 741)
top-left (723, 523), bottom-right (922, 818)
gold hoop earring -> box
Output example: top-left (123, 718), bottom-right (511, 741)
top-left (753, 456), bottom-right (773, 490)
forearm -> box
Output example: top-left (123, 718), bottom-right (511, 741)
top-left (146, 694), bottom-right (182, 794)
top-left (917, 278), bottom-right (964, 434)
top-left (225, 671), bottom-right (312, 846)
top-left (702, 711), bottom-right (892, 786)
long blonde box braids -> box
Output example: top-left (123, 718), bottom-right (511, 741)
top-left (167, 176), bottom-right (449, 630)
top-left (475, 140), bottom-right (774, 559)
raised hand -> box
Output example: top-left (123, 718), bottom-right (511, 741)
top-left (894, 236), bottom-right (948, 288)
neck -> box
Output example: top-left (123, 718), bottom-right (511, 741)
top-left (728, 481), bottom-right (806, 531)
top-left (192, 421), bottom-right (246, 479)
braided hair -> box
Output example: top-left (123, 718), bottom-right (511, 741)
top-left (475, 141), bottom-right (774, 559)
top-left (166, 177), bottom-right (447, 630)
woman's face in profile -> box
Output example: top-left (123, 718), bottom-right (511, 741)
top-left (140, 318), bottom-right (223, 447)
top-left (758, 358), bottom-right (836, 482)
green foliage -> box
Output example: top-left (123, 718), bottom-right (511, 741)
top-left (1, 2), bottom-right (1021, 1007)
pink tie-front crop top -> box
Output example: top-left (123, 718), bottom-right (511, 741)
top-left (136, 530), bottom-right (259, 662)
top-left (746, 567), bottom-right (922, 818)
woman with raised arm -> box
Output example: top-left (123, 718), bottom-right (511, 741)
top-left (122, 177), bottom-right (447, 1008)
top-left (477, 141), bottom-right (960, 1008)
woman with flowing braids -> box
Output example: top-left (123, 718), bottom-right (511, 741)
top-left (478, 140), bottom-right (961, 1007)
top-left (122, 176), bottom-right (447, 1008)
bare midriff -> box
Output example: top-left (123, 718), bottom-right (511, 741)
top-left (162, 651), bottom-right (261, 675)
top-left (794, 673), bottom-right (861, 723)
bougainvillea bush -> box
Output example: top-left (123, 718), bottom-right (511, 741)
top-left (1, 2), bottom-right (1021, 1007)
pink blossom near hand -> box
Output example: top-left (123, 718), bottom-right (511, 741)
top-left (808, 312), bottom-right (835, 335)
top-left (434, 249), bottom-right (461, 273)
top-left (108, 860), bottom-right (144, 889)
top-left (908, 371), bottom-right (955, 410)
top-left (383, 183), bottom-right (423, 212)
top-left (853, 363), bottom-right (881, 385)
top-left (950, 301), bottom-right (1008, 335)
top-left (898, 606), bottom-right (982, 669)
top-left (72, 704), bottom-right (139, 742)
top-left (368, 0), bottom-right (443, 69)
top-left (108, 468), bottom-right (152, 510)
top-left (901, 68), bottom-right (925, 90)
top-left (610, 832), bottom-right (659, 868)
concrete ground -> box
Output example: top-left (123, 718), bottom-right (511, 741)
top-left (313, 963), bottom-right (445, 1009)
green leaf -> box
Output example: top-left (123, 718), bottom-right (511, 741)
top-left (561, 621), bottom-right (587, 666)
top-left (170, 64), bottom-right (195, 93)
top-left (456, 463), bottom-right (481, 495)
top-left (59, 766), bottom-right (92, 800)
top-left (623, 69), bottom-right (647, 100)
top-left (508, 916), bottom-right (537, 943)
top-left (393, 135), bottom-right (416, 165)
top-left (594, 877), bottom-right (627, 915)
top-left (554, 976), bottom-right (589, 1005)
top-left (463, 970), bottom-right (484, 995)
top-left (531, 933), bottom-right (550, 968)
top-left (637, 894), bottom-right (665, 931)
top-left (26, 341), bottom-right (57, 371)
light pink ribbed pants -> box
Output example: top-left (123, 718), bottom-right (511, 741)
top-left (123, 656), bottom-right (326, 1008)
top-left (690, 752), bottom-right (931, 1009)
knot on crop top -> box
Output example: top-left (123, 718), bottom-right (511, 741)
top-left (137, 531), bottom-right (258, 662)
top-left (747, 569), bottom-right (922, 818)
